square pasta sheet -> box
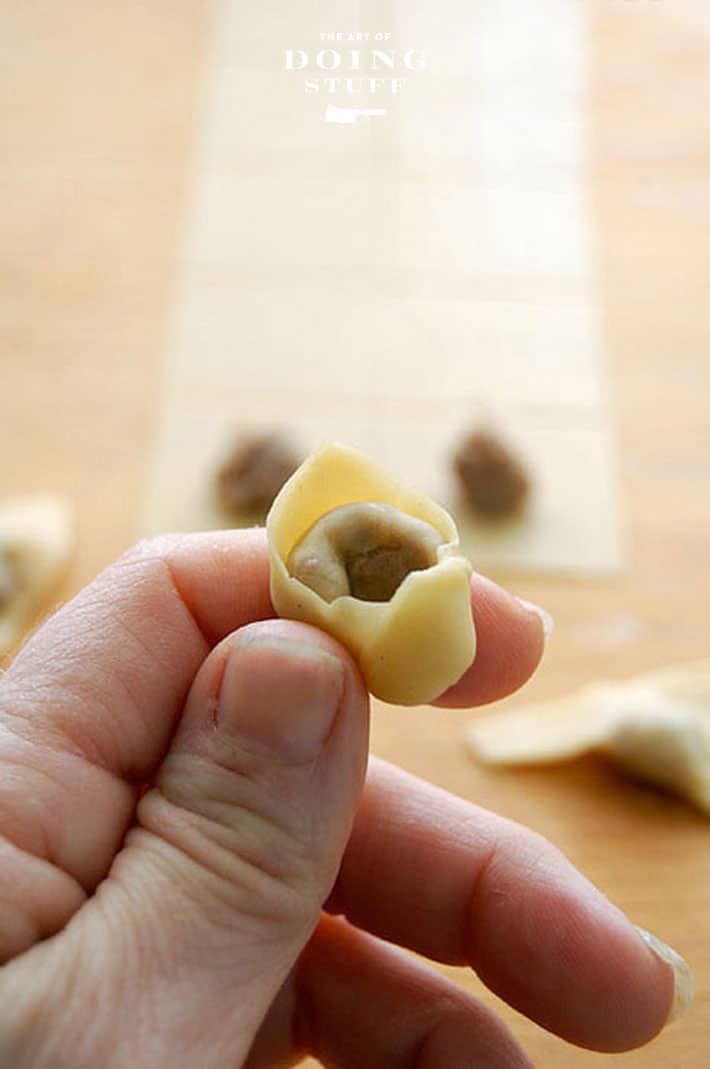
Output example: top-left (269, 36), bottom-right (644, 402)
top-left (143, 0), bottom-right (623, 576)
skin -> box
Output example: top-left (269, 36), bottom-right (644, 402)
top-left (0, 529), bottom-right (674, 1068)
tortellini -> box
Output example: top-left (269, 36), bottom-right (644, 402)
top-left (465, 660), bottom-right (710, 814)
top-left (266, 443), bottom-right (476, 705)
top-left (0, 496), bottom-right (74, 655)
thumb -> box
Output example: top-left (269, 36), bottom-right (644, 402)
top-left (4, 620), bottom-right (370, 1069)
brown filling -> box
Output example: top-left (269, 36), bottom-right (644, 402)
top-left (287, 502), bottom-right (443, 603)
top-left (346, 541), bottom-right (435, 602)
top-left (452, 429), bottom-right (530, 518)
top-left (216, 430), bottom-right (302, 516)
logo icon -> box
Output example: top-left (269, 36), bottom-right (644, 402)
top-left (325, 104), bottom-right (387, 124)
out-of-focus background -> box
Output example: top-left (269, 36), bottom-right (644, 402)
top-left (1, 1), bottom-right (709, 1065)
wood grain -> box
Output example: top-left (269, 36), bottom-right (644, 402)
top-left (0, 1), bottom-right (708, 1065)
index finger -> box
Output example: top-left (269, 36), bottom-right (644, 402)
top-left (5, 530), bottom-right (543, 795)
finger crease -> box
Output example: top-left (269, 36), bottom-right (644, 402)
top-left (463, 840), bottom-right (499, 966)
top-left (160, 555), bottom-right (216, 652)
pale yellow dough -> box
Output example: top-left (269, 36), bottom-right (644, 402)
top-left (465, 660), bottom-right (710, 814)
top-left (0, 496), bottom-right (74, 655)
top-left (266, 443), bottom-right (476, 705)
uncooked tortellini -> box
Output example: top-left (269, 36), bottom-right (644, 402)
top-left (266, 443), bottom-right (476, 705)
top-left (0, 496), bottom-right (74, 655)
top-left (465, 660), bottom-right (710, 814)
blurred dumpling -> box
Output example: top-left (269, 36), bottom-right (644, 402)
top-left (465, 660), bottom-right (710, 813)
top-left (0, 496), bottom-right (74, 655)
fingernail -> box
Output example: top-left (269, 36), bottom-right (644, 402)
top-left (217, 633), bottom-right (345, 764)
top-left (635, 926), bottom-right (694, 1024)
top-left (516, 597), bottom-right (555, 641)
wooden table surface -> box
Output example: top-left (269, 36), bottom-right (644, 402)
top-left (1, 2), bottom-right (708, 1065)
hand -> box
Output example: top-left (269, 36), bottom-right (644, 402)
top-left (0, 531), bottom-right (680, 1068)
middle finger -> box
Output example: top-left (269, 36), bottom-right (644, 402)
top-left (325, 756), bottom-right (675, 1053)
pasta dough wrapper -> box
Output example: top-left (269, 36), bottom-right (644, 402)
top-left (465, 661), bottom-right (710, 813)
top-left (266, 443), bottom-right (475, 705)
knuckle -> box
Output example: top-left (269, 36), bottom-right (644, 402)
top-left (116, 533), bottom-right (181, 569)
top-left (136, 760), bottom-right (324, 933)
